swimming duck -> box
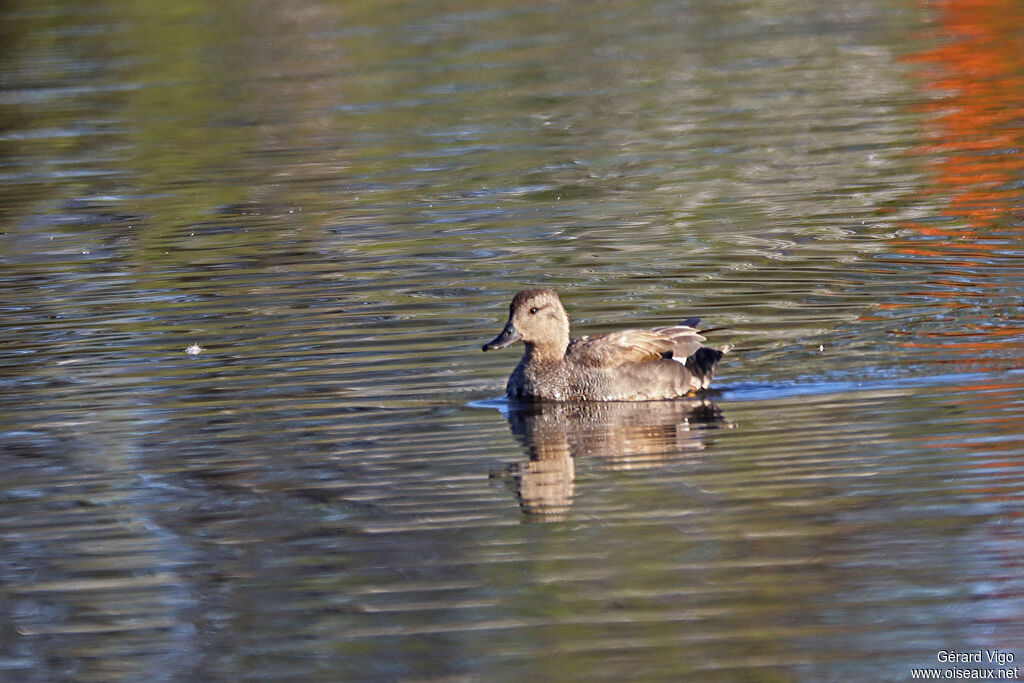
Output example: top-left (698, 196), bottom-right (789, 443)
top-left (482, 288), bottom-right (729, 401)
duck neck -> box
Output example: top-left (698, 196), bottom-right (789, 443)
top-left (525, 338), bottom-right (567, 364)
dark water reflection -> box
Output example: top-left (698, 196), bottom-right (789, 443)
top-left (3, 0), bottom-right (1024, 680)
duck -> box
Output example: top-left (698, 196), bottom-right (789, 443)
top-left (482, 288), bottom-right (729, 401)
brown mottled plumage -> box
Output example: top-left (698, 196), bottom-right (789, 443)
top-left (482, 288), bottom-right (729, 401)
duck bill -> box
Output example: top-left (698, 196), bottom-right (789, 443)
top-left (482, 320), bottom-right (522, 351)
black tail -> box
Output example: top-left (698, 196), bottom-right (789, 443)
top-left (685, 346), bottom-right (728, 390)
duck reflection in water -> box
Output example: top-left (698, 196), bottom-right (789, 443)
top-left (493, 399), bottom-right (727, 521)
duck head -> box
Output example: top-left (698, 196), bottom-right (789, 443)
top-left (482, 288), bottom-right (571, 360)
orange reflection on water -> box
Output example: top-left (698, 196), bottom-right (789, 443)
top-left (903, 0), bottom-right (1024, 232)
top-left (888, 0), bottom-right (1024, 359)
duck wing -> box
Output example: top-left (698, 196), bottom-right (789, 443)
top-left (652, 323), bottom-right (708, 360)
top-left (567, 323), bottom-right (706, 368)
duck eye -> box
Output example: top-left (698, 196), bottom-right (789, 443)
top-left (529, 307), bottom-right (538, 315)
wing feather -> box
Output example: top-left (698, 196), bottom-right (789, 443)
top-left (568, 324), bottom-right (706, 368)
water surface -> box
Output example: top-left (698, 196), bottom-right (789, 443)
top-left (2, 0), bottom-right (1024, 680)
